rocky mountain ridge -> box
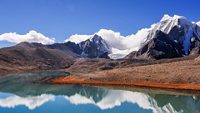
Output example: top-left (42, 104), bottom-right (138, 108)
top-left (126, 15), bottom-right (200, 59)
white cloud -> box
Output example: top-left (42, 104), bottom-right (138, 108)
top-left (65, 28), bottom-right (150, 51)
top-left (0, 30), bottom-right (55, 44)
top-left (64, 94), bottom-right (95, 105)
top-left (65, 15), bottom-right (200, 59)
top-left (96, 29), bottom-right (126, 50)
top-left (0, 93), bottom-right (55, 110)
top-left (65, 28), bottom-right (152, 59)
top-left (65, 34), bottom-right (92, 44)
top-left (64, 90), bottom-right (180, 113)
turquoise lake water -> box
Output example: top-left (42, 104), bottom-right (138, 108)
top-left (0, 71), bottom-right (200, 113)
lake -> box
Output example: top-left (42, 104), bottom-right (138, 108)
top-left (0, 71), bottom-right (200, 113)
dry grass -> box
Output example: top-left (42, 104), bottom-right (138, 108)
top-left (52, 56), bottom-right (200, 90)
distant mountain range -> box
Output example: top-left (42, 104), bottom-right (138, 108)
top-left (0, 15), bottom-right (200, 73)
top-left (0, 35), bottom-right (111, 72)
top-left (65, 15), bottom-right (200, 60)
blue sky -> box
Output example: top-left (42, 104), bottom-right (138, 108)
top-left (0, 0), bottom-right (199, 47)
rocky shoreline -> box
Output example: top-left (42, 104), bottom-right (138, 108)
top-left (51, 76), bottom-right (200, 91)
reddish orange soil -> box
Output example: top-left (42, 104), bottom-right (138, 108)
top-left (51, 56), bottom-right (200, 91)
top-left (51, 76), bottom-right (200, 91)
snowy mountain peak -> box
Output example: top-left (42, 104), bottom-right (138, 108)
top-left (160, 14), bottom-right (186, 22)
top-left (126, 15), bottom-right (200, 59)
top-left (90, 34), bottom-right (104, 43)
top-left (154, 14), bottom-right (193, 35)
top-left (66, 14), bottom-right (200, 59)
top-left (160, 14), bottom-right (189, 25)
top-left (157, 15), bottom-right (199, 54)
top-left (79, 34), bottom-right (111, 58)
top-left (90, 34), bottom-right (111, 51)
top-left (197, 21), bottom-right (200, 27)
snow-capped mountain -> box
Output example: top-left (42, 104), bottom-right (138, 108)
top-left (126, 15), bottom-right (200, 59)
top-left (126, 30), bottom-right (183, 59)
top-left (66, 15), bottom-right (200, 59)
top-left (110, 15), bottom-right (200, 59)
top-left (78, 34), bottom-right (111, 58)
top-left (146, 15), bottom-right (200, 54)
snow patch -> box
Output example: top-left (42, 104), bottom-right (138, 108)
top-left (196, 21), bottom-right (200, 27)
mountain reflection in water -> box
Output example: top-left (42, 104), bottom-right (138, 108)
top-left (0, 72), bottom-right (200, 113)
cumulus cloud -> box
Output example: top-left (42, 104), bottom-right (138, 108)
top-left (65, 34), bottom-right (92, 44)
top-left (65, 28), bottom-right (151, 59)
top-left (64, 94), bottom-right (95, 105)
top-left (0, 30), bottom-right (55, 44)
top-left (65, 14), bottom-right (200, 59)
top-left (64, 90), bottom-right (179, 113)
top-left (0, 94), bottom-right (55, 110)
top-left (65, 29), bottom-right (150, 50)
top-left (96, 29), bottom-right (126, 50)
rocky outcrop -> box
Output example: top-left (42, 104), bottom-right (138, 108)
top-left (127, 15), bottom-right (200, 60)
top-left (79, 34), bottom-right (111, 58)
top-left (126, 31), bottom-right (183, 60)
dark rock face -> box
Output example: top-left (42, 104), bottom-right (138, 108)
top-left (46, 41), bottom-right (82, 55)
top-left (127, 22), bottom-right (200, 60)
top-left (79, 34), bottom-right (111, 58)
top-left (126, 15), bottom-right (200, 60)
top-left (126, 31), bottom-right (183, 60)
top-left (190, 39), bottom-right (200, 55)
top-left (167, 25), bottom-right (194, 55)
top-left (64, 41), bottom-right (82, 55)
